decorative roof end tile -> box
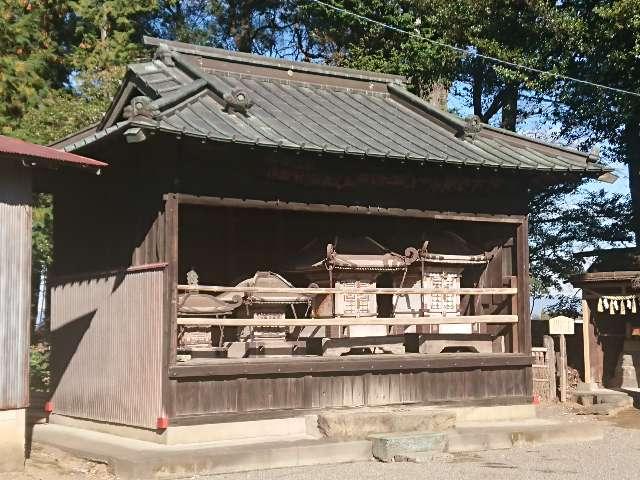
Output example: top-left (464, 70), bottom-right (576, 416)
top-left (223, 88), bottom-right (254, 114)
top-left (462, 115), bottom-right (483, 141)
top-left (123, 96), bottom-right (160, 119)
top-left (154, 44), bottom-right (175, 67)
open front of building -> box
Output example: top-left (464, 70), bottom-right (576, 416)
top-left (46, 38), bottom-right (608, 435)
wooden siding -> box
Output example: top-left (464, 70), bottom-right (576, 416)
top-left (0, 162), bottom-right (31, 410)
top-left (169, 361), bottom-right (532, 419)
top-left (50, 265), bottom-right (165, 428)
top-left (51, 166), bottom-right (168, 276)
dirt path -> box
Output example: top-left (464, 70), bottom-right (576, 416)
top-left (0, 443), bottom-right (113, 480)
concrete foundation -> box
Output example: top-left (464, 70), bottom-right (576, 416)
top-left (34, 406), bottom-right (603, 477)
top-left (50, 413), bottom-right (315, 445)
top-left (0, 408), bottom-right (25, 473)
top-left (33, 424), bottom-right (371, 480)
top-left (51, 403), bottom-right (535, 445)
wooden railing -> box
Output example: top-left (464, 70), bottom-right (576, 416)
top-left (176, 285), bottom-right (518, 326)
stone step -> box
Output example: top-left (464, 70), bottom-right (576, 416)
top-left (574, 389), bottom-right (635, 412)
top-left (447, 419), bottom-right (603, 453)
top-left (369, 418), bottom-right (604, 461)
top-left (318, 410), bottom-right (456, 440)
top-left (369, 431), bottom-right (445, 462)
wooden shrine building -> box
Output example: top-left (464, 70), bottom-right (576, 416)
top-left (46, 37), bottom-right (611, 437)
top-left (0, 135), bottom-right (104, 471)
top-left (571, 248), bottom-right (640, 389)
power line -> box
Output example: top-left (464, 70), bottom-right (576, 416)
top-left (307, 0), bottom-right (640, 99)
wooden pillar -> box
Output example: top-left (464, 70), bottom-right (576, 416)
top-left (582, 298), bottom-right (591, 384)
top-left (588, 309), bottom-right (604, 385)
top-left (559, 333), bottom-right (567, 402)
top-left (543, 335), bottom-right (557, 401)
top-left (162, 193), bottom-right (179, 419)
top-left (510, 276), bottom-right (519, 353)
top-left (515, 219), bottom-right (531, 354)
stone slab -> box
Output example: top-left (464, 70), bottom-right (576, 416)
top-left (369, 431), bottom-right (445, 462)
top-left (450, 404), bottom-right (536, 423)
top-left (318, 411), bottom-right (456, 440)
top-left (574, 387), bottom-right (634, 413)
top-left (446, 419), bottom-right (604, 453)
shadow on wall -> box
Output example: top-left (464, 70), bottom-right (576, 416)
top-left (49, 311), bottom-right (96, 399)
top-left (24, 310), bottom-right (95, 458)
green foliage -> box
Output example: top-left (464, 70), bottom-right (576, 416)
top-left (32, 193), bottom-right (53, 273)
top-left (211, 0), bottom-right (288, 53)
top-left (30, 343), bottom-right (50, 392)
top-left (294, 1), bottom-right (459, 94)
top-left (150, 1), bottom-right (224, 45)
top-left (13, 68), bottom-right (123, 145)
top-left (529, 183), bottom-right (633, 302)
top-left (543, 295), bottom-right (581, 319)
top-left (0, 1), bottom-right (66, 134)
top-left (66, 1), bottom-right (157, 71)
top-left (550, 0), bottom-right (640, 237)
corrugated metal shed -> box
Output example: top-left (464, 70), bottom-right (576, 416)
top-left (55, 37), bottom-right (609, 176)
top-left (0, 134), bottom-right (106, 168)
top-left (0, 162), bottom-right (31, 410)
top-left (0, 137), bottom-right (106, 411)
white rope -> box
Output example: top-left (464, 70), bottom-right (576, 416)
top-left (307, 0), bottom-right (640, 99)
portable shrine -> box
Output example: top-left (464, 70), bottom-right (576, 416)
top-left (392, 233), bottom-right (491, 352)
top-left (176, 269), bottom-right (243, 359)
top-left (233, 271), bottom-right (312, 356)
top-left (287, 237), bottom-right (413, 355)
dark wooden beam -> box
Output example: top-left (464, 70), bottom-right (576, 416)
top-left (169, 353), bottom-right (534, 378)
top-left (171, 194), bottom-right (526, 224)
top-left (169, 395), bottom-right (533, 426)
top-left (163, 193), bottom-right (179, 419)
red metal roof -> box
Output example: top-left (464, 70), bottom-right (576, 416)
top-left (0, 135), bottom-right (106, 168)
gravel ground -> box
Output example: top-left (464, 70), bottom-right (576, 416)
top-left (208, 427), bottom-right (640, 480)
top-left (208, 407), bottom-right (640, 480)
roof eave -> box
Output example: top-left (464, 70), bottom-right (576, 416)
top-left (0, 150), bottom-right (106, 172)
top-left (570, 271), bottom-right (640, 285)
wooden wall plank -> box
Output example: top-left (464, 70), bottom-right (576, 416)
top-left (516, 219), bottom-right (532, 354)
top-left (170, 361), bottom-right (531, 417)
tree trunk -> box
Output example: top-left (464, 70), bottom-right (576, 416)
top-left (626, 118), bottom-right (640, 243)
top-left (427, 83), bottom-right (449, 111)
top-left (227, 0), bottom-right (254, 53)
top-left (501, 83), bottom-right (518, 131)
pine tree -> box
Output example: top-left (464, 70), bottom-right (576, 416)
top-left (0, 1), bottom-right (66, 133)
